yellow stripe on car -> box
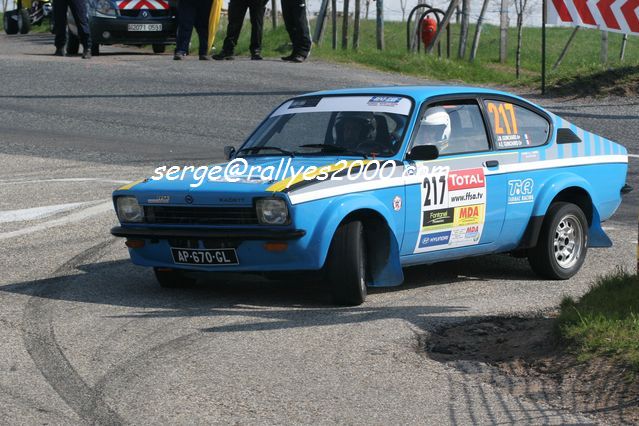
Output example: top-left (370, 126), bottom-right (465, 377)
top-left (117, 178), bottom-right (146, 191)
top-left (266, 160), bottom-right (370, 192)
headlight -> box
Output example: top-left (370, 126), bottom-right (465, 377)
top-left (95, 0), bottom-right (117, 17)
top-left (116, 196), bottom-right (144, 223)
top-left (256, 198), bottom-right (289, 225)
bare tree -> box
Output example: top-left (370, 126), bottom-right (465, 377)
top-left (514, 0), bottom-right (529, 78)
top-left (399, 0), bottom-right (408, 22)
top-left (458, 0), bottom-right (470, 58)
top-left (499, 0), bottom-right (509, 63)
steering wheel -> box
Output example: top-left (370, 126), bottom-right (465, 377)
top-left (356, 140), bottom-right (393, 155)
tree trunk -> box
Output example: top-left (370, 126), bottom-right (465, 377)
top-left (457, 0), bottom-right (470, 58)
top-left (376, 0), bottom-right (384, 50)
top-left (332, 0), bottom-right (337, 49)
top-left (516, 14), bottom-right (523, 78)
top-left (271, 0), bottom-right (277, 29)
top-left (342, 0), bottom-right (349, 49)
top-left (353, 0), bottom-right (360, 50)
top-left (469, 0), bottom-right (489, 62)
top-left (499, 0), bottom-right (509, 63)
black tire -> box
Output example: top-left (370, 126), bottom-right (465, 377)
top-left (66, 31), bottom-right (80, 55)
top-left (19, 8), bottom-right (30, 34)
top-left (326, 220), bottom-right (368, 305)
top-left (154, 268), bottom-right (196, 288)
top-left (91, 43), bottom-right (100, 56)
top-left (528, 202), bottom-right (588, 280)
top-left (4, 11), bottom-right (19, 34)
top-left (152, 44), bottom-right (166, 54)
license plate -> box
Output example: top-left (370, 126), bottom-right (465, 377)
top-left (171, 248), bottom-right (239, 265)
top-left (128, 23), bottom-right (162, 32)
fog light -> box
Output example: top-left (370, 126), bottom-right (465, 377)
top-left (264, 242), bottom-right (288, 252)
top-left (102, 31), bottom-right (111, 39)
top-left (125, 239), bottom-right (145, 248)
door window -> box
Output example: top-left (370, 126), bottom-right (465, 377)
top-left (483, 100), bottom-right (550, 149)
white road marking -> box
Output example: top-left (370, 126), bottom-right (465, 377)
top-left (628, 154), bottom-right (639, 159)
top-left (0, 178), bottom-right (130, 186)
top-left (0, 200), bottom-right (112, 241)
top-left (0, 202), bottom-right (93, 224)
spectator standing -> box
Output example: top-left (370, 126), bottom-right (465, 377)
top-left (213, 0), bottom-right (267, 60)
top-left (280, 0), bottom-right (311, 62)
top-left (174, 0), bottom-right (213, 60)
top-left (53, 0), bottom-right (92, 59)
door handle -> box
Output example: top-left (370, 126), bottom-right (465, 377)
top-left (484, 160), bottom-right (499, 168)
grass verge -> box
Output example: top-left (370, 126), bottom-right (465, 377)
top-left (221, 19), bottom-right (639, 95)
top-left (558, 269), bottom-right (639, 371)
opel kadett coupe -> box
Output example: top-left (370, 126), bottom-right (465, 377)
top-left (111, 86), bottom-right (629, 305)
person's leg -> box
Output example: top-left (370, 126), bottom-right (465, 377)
top-left (290, 0), bottom-right (311, 57)
top-left (53, 0), bottom-right (68, 50)
top-left (248, 0), bottom-right (266, 56)
top-left (220, 0), bottom-right (248, 55)
top-left (68, 0), bottom-right (92, 52)
top-left (280, 0), bottom-right (295, 43)
top-left (175, 0), bottom-right (196, 54)
top-left (195, 0), bottom-right (213, 56)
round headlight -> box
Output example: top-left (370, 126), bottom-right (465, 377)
top-left (256, 198), bottom-right (289, 225)
top-left (116, 196), bottom-right (144, 223)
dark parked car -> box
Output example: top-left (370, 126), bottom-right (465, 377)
top-left (65, 0), bottom-right (177, 56)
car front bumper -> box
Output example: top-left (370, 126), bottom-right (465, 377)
top-left (111, 226), bottom-right (322, 272)
top-left (90, 17), bottom-right (177, 45)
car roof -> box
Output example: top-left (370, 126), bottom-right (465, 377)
top-left (301, 85), bottom-right (529, 105)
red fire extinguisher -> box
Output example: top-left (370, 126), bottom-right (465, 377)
top-left (421, 16), bottom-right (437, 49)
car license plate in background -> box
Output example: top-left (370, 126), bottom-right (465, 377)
top-left (128, 24), bottom-right (162, 32)
top-left (171, 248), bottom-right (239, 265)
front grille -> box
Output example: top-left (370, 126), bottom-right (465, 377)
top-left (118, 10), bottom-right (171, 17)
top-left (145, 206), bottom-right (258, 225)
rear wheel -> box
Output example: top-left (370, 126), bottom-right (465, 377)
top-left (326, 220), bottom-right (367, 305)
top-left (152, 44), bottom-right (166, 54)
top-left (19, 8), bottom-right (30, 34)
top-left (4, 11), bottom-right (19, 34)
top-left (154, 267), bottom-right (196, 288)
top-left (528, 202), bottom-right (588, 279)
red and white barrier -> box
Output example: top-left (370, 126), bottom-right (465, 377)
top-left (548, 0), bottom-right (639, 35)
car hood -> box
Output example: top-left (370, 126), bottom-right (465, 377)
top-left (115, 156), bottom-right (350, 206)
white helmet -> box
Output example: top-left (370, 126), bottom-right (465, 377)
top-left (421, 107), bottom-right (451, 146)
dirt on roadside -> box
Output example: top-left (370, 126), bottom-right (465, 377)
top-left (425, 316), bottom-right (639, 424)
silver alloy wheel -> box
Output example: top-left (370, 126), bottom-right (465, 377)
top-left (554, 213), bottom-right (583, 269)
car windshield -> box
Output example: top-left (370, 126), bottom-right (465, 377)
top-left (239, 95), bottom-right (412, 158)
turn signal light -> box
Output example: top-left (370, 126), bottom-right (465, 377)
top-left (125, 239), bottom-right (145, 248)
top-left (264, 242), bottom-right (288, 252)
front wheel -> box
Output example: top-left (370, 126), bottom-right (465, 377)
top-left (152, 44), bottom-right (166, 53)
top-left (4, 11), bottom-right (19, 34)
top-left (154, 267), bottom-right (196, 288)
top-left (326, 220), bottom-right (368, 305)
top-left (528, 202), bottom-right (588, 279)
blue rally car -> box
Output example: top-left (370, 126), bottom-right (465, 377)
top-left (111, 86), bottom-right (629, 305)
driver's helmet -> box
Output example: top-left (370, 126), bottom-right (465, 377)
top-left (420, 107), bottom-right (451, 150)
top-left (334, 111), bottom-right (377, 148)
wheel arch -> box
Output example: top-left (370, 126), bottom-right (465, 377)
top-left (311, 195), bottom-right (404, 287)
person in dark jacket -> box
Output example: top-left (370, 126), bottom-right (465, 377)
top-left (213, 0), bottom-right (266, 60)
top-left (53, 0), bottom-right (92, 59)
top-left (280, 0), bottom-right (311, 62)
top-left (174, 0), bottom-right (213, 60)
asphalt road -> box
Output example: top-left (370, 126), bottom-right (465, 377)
top-left (0, 34), bottom-right (637, 424)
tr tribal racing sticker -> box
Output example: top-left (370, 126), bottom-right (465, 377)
top-left (415, 167), bottom-right (487, 253)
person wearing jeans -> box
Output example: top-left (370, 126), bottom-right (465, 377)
top-left (280, 0), bottom-right (311, 62)
top-left (53, 0), bottom-right (92, 59)
top-left (174, 0), bottom-right (213, 60)
top-left (213, 0), bottom-right (267, 60)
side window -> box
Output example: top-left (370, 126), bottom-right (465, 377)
top-left (483, 100), bottom-right (550, 149)
top-left (413, 101), bottom-right (490, 155)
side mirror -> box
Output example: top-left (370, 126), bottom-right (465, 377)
top-left (223, 146), bottom-right (236, 160)
top-left (406, 145), bottom-right (439, 161)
